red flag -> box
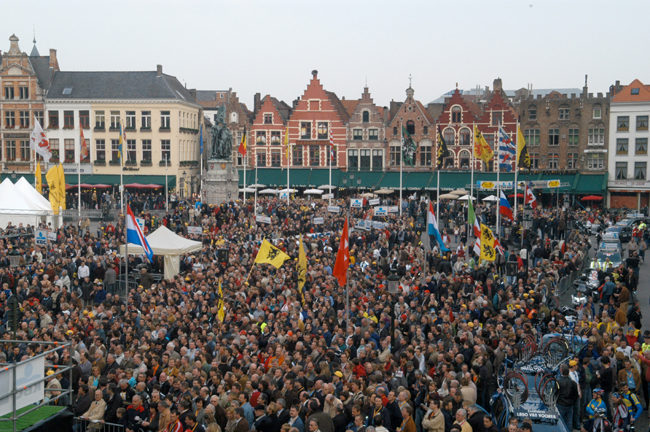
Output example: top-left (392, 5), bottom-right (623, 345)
top-left (80, 128), bottom-right (88, 162)
top-left (332, 217), bottom-right (350, 287)
top-left (238, 127), bottom-right (247, 156)
top-left (525, 183), bottom-right (538, 209)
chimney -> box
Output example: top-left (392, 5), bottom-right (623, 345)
top-left (293, 98), bottom-right (300, 109)
top-left (312, 69), bottom-right (318, 78)
top-left (493, 78), bottom-right (503, 92)
top-left (188, 88), bottom-right (197, 100)
top-left (582, 74), bottom-right (589, 97)
top-left (49, 48), bottom-right (58, 69)
top-left (156, 64), bottom-right (163, 77)
top-left (254, 93), bottom-right (261, 115)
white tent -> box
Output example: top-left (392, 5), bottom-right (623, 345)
top-left (119, 225), bottom-right (203, 280)
top-left (0, 178), bottom-right (56, 229)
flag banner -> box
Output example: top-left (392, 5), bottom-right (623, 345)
top-left (329, 127), bottom-right (335, 161)
top-left (30, 118), bottom-right (52, 163)
top-left (80, 128), bottom-right (88, 163)
top-left (127, 204), bottom-right (154, 261)
top-left (497, 127), bottom-right (516, 172)
top-left (35, 162), bottom-right (42, 194)
top-left (238, 127), bottom-right (247, 156)
top-left (45, 166), bottom-right (61, 214)
top-left (516, 125), bottom-right (531, 169)
top-left (118, 120), bottom-right (125, 165)
top-left (473, 125), bottom-right (494, 164)
top-left (401, 126), bottom-right (417, 166)
top-left (479, 223), bottom-right (496, 261)
top-left (428, 201), bottom-right (450, 252)
top-left (525, 182), bottom-right (538, 209)
top-left (297, 235), bottom-right (307, 304)
top-left (436, 125), bottom-right (450, 169)
top-left (255, 240), bottom-right (290, 268)
top-left (57, 164), bottom-right (66, 210)
top-left (499, 191), bottom-right (514, 221)
top-left (217, 280), bottom-right (225, 322)
top-left (200, 124), bottom-right (204, 155)
top-left (332, 217), bottom-right (350, 286)
top-left (284, 126), bottom-right (290, 159)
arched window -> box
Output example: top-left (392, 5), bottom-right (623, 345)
top-left (459, 128), bottom-right (471, 146)
top-left (406, 120), bottom-right (415, 135)
top-left (362, 111), bottom-right (370, 123)
top-left (452, 106), bottom-right (462, 123)
top-left (459, 150), bottom-right (471, 169)
top-left (444, 152), bottom-right (455, 169)
top-left (443, 128), bottom-right (455, 146)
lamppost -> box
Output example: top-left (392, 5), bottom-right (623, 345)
top-left (11, 170), bottom-right (16, 179)
top-left (182, 171), bottom-right (187, 199)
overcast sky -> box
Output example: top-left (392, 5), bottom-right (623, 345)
top-left (4, 0), bottom-right (648, 109)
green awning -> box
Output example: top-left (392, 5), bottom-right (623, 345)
top-left (62, 174), bottom-right (176, 188)
top-left (574, 173), bottom-right (608, 194)
top-left (306, 169), bottom-right (342, 188)
top-left (0, 173), bottom-right (36, 184)
top-left (404, 172), bottom-right (433, 190)
top-left (285, 169), bottom-right (311, 188)
top-left (253, 169), bottom-right (284, 188)
top-left (378, 172), bottom-right (401, 189)
top-left (538, 173), bottom-right (575, 193)
top-left (345, 171), bottom-right (384, 190)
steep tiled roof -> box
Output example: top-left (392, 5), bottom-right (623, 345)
top-left (46, 71), bottom-right (200, 106)
top-left (28, 56), bottom-right (54, 90)
top-left (326, 91), bottom-right (351, 123)
top-left (416, 101), bottom-right (435, 124)
top-left (341, 99), bottom-right (359, 116)
top-left (612, 79), bottom-right (650, 103)
top-left (270, 97), bottom-right (291, 122)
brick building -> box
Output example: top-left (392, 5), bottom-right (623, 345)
top-left (343, 86), bottom-right (387, 172)
top-left (385, 85), bottom-right (435, 171)
top-left (0, 34), bottom-right (58, 173)
top-left (249, 94), bottom-right (291, 168)
top-left (515, 76), bottom-right (610, 173)
top-left (285, 70), bottom-right (349, 169)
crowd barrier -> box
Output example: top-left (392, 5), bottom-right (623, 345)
top-left (73, 417), bottom-right (124, 432)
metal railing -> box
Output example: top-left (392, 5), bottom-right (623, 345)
top-left (73, 417), bottom-right (125, 432)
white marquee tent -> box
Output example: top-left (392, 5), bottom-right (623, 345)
top-left (119, 225), bottom-right (203, 280)
top-left (0, 178), bottom-right (56, 228)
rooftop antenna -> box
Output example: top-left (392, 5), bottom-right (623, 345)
top-left (365, 76), bottom-right (367, 87)
top-left (408, 74), bottom-right (412, 87)
top-left (33, 25), bottom-right (36, 44)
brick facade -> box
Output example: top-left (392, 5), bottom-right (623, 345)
top-left (249, 95), bottom-right (290, 168)
top-left (344, 87), bottom-right (387, 172)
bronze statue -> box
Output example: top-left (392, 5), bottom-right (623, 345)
top-left (209, 105), bottom-right (233, 160)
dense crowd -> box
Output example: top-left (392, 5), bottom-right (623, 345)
top-left (0, 194), bottom-right (645, 432)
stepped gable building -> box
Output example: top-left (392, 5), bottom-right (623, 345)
top-left (515, 76), bottom-right (610, 173)
top-left (343, 86), bottom-right (387, 172)
top-left (0, 34), bottom-right (59, 173)
top-left (286, 70), bottom-right (349, 168)
top-left (436, 87), bottom-right (482, 170)
top-left (386, 84), bottom-right (435, 170)
top-left (249, 94), bottom-right (291, 167)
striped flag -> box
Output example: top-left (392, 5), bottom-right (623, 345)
top-left (329, 126), bottom-right (335, 161)
top-left (498, 127), bottom-right (516, 172)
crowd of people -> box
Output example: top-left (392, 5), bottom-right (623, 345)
top-left (0, 193), bottom-right (645, 432)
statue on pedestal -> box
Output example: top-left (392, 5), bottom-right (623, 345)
top-left (210, 105), bottom-right (233, 160)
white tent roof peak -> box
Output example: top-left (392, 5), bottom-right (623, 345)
top-left (120, 225), bottom-right (202, 256)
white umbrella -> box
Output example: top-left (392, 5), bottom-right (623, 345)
top-left (279, 188), bottom-right (297, 193)
top-left (318, 185), bottom-right (336, 190)
top-left (451, 189), bottom-right (469, 195)
top-left (360, 192), bottom-right (377, 198)
top-left (249, 184), bottom-right (266, 188)
top-left (259, 188), bottom-right (279, 194)
top-left (304, 189), bottom-right (324, 195)
top-left (439, 193), bottom-right (458, 200)
top-left (323, 193), bottom-right (334, 199)
top-left (374, 189), bottom-right (394, 195)
top-left (457, 194), bottom-right (477, 201)
top-left (482, 195), bottom-right (499, 202)
top-left (239, 188), bottom-right (256, 193)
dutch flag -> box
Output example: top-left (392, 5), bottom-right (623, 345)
top-left (127, 205), bottom-right (154, 262)
top-left (428, 201), bottom-right (450, 252)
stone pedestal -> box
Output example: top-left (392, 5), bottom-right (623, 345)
top-left (203, 159), bottom-right (239, 205)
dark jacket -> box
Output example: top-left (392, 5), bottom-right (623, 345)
top-left (557, 375), bottom-right (579, 407)
top-left (72, 393), bottom-right (92, 416)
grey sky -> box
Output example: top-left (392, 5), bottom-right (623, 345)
top-left (4, 0), bottom-right (648, 109)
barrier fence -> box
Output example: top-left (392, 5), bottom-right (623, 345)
top-left (73, 417), bottom-right (124, 432)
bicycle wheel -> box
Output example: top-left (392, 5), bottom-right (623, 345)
top-left (503, 371), bottom-right (529, 406)
top-left (542, 337), bottom-right (570, 368)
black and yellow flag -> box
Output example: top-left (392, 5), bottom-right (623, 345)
top-left (436, 125), bottom-right (451, 169)
top-left (297, 235), bottom-right (307, 304)
top-left (255, 240), bottom-right (290, 268)
top-left (479, 223), bottom-right (496, 262)
top-left (57, 163), bottom-right (66, 210)
top-left (217, 279), bottom-right (225, 322)
top-left (45, 165), bottom-right (61, 214)
top-left (516, 125), bottom-right (531, 169)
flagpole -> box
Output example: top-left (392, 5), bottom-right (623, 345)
top-left (200, 124), bottom-right (204, 202)
top-left (436, 122), bottom-right (440, 228)
top-left (514, 121), bottom-right (519, 220)
top-left (254, 158), bottom-right (258, 217)
top-left (287, 142), bottom-right (290, 205)
top-left (125, 206), bottom-right (129, 304)
top-left (496, 124), bottom-right (501, 239)
top-left (329, 136), bottom-right (332, 207)
top-left (470, 122), bottom-right (475, 244)
top-left (78, 148), bottom-right (81, 221)
top-left (243, 129), bottom-right (247, 205)
top-left (165, 155), bottom-right (169, 212)
top-left (120, 120), bottom-right (124, 216)
top-left (399, 121), bottom-right (403, 217)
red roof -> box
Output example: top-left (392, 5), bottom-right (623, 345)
top-left (612, 79), bottom-right (650, 103)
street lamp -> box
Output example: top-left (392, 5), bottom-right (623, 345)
top-left (11, 171), bottom-right (16, 179)
top-left (182, 171), bottom-right (187, 198)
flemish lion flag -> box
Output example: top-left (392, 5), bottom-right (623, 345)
top-left (284, 126), bottom-right (290, 158)
top-left (479, 223), bottom-right (496, 262)
top-left (35, 161), bottom-right (42, 194)
top-left (45, 165), bottom-right (61, 214)
top-left (297, 235), bottom-right (307, 304)
top-left (473, 125), bottom-right (494, 164)
top-left (217, 279), bottom-right (225, 322)
top-left (436, 125), bottom-right (450, 169)
top-left (254, 240), bottom-right (290, 268)
top-left (516, 125), bottom-right (531, 169)
top-left (57, 163), bottom-right (66, 210)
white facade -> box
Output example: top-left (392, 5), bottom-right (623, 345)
top-left (44, 102), bottom-right (92, 166)
top-left (607, 98), bottom-right (650, 208)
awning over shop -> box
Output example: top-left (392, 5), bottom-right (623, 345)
top-left (573, 173), bottom-right (608, 194)
top-left (306, 169), bottom-right (342, 188)
top-left (378, 172), bottom-right (401, 189)
top-left (285, 169), bottom-right (311, 188)
top-left (345, 171), bottom-right (384, 190)
top-left (3, 173), bottom-right (176, 188)
top-left (404, 172), bottom-right (433, 190)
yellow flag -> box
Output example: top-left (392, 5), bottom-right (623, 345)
top-left (45, 166), bottom-right (61, 214)
top-left (57, 163), bottom-right (66, 210)
top-left (479, 223), bottom-right (496, 262)
top-left (254, 239), bottom-right (290, 268)
top-left (284, 126), bottom-right (290, 159)
top-left (516, 125), bottom-right (531, 169)
top-left (217, 280), bottom-right (225, 322)
top-left (473, 125), bottom-right (494, 164)
top-left (297, 235), bottom-right (307, 304)
top-left (35, 162), bottom-right (42, 194)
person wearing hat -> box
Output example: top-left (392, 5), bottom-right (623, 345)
top-left (253, 405), bottom-right (273, 432)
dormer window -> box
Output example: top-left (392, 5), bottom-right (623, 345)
top-left (452, 106), bottom-right (462, 123)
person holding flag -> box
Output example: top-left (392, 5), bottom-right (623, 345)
top-left (254, 240), bottom-right (290, 268)
top-left (297, 235), bottom-right (307, 305)
top-left (333, 216), bottom-right (350, 330)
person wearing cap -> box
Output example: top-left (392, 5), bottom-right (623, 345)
top-left (611, 392), bottom-right (630, 432)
